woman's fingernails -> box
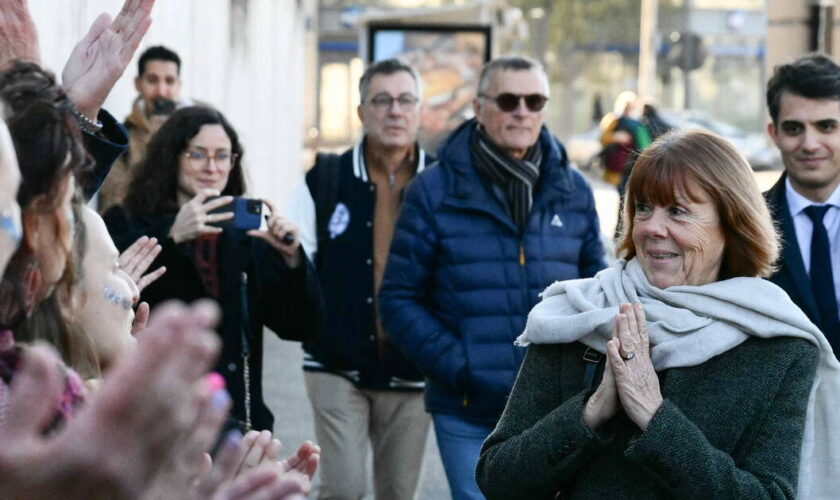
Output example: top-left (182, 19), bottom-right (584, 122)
top-left (224, 429), bottom-right (243, 450)
top-left (212, 389), bottom-right (230, 413)
top-left (204, 372), bottom-right (226, 392)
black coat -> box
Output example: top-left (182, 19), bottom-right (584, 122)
top-left (103, 207), bottom-right (322, 431)
top-left (81, 109), bottom-right (129, 200)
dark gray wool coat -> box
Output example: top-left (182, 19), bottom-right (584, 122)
top-left (476, 337), bottom-right (818, 499)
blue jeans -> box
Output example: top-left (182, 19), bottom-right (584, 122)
top-left (432, 412), bottom-right (494, 500)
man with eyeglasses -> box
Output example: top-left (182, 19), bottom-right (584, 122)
top-left (99, 45), bottom-right (201, 214)
top-left (379, 55), bottom-right (606, 500)
top-left (286, 58), bottom-right (433, 500)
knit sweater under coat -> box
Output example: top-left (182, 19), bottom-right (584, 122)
top-left (476, 338), bottom-right (818, 499)
top-left (378, 119), bottom-right (607, 424)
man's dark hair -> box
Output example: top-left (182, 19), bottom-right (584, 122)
top-left (137, 45), bottom-right (181, 76)
top-left (124, 106), bottom-right (245, 215)
top-left (358, 58), bottom-right (421, 102)
top-left (766, 53), bottom-right (840, 124)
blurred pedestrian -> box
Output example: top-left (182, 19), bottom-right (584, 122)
top-left (599, 91), bottom-right (651, 187)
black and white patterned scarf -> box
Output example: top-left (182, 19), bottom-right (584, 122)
top-left (470, 123), bottom-right (543, 229)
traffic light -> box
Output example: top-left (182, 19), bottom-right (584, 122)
top-left (664, 32), bottom-right (707, 72)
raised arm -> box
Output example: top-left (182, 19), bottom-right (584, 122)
top-left (0, 0), bottom-right (40, 68)
top-left (61, 0), bottom-right (154, 122)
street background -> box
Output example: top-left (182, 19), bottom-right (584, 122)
top-left (24, 0), bottom-right (830, 498)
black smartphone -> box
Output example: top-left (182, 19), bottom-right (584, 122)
top-left (151, 97), bottom-right (176, 116)
top-left (208, 197), bottom-right (262, 231)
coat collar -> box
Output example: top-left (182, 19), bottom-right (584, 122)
top-left (438, 119), bottom-right (574, 233)
top-left (766, 173), bottom-right (820, 318)
top-left (352, 137), bottom-right (427, 183)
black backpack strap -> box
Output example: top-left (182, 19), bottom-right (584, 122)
top-left (582, 347), bottom-right (603, 389)
top-left (313, 152), bottom-right (342, 253)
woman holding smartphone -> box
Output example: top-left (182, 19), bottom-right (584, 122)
top-left (103, 106), bottom-right (322, 432)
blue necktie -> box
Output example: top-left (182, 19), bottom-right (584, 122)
top-left (804, 205), bottom-right (840, 346)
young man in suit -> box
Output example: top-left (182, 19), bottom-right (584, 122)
top-left (765, 53), bottom-right (840, 347)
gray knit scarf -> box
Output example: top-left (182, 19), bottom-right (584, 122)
top-left (470, 123), bottom-right (543, 229)
top-left (516, 258), bottom-right (840, 499)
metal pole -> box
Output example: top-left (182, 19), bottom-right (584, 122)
top-left (638, 0), bottom-right (659, 99)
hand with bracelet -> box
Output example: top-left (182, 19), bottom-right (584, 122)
top-left (61, 0), bottom-right (155, 126)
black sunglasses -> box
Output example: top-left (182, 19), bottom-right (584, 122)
top-left (480, 93), bottom-right (548, 112)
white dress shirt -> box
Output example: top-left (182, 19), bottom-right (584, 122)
top-left (785, 177), bottom-right (840, 322)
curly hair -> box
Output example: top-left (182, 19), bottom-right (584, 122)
top-left (124, 106), bottom-right (246, 215)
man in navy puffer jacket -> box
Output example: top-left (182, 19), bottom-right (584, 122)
top-left (379, 56), bottom-right (607, 500)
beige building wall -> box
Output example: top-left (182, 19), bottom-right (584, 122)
top-left (767, 0), bottom-right (839, 70)
top-left (29, 0), bottom-right (315, 207)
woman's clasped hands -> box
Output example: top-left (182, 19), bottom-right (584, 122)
top-left (583, 303), bottom-right (663, 432)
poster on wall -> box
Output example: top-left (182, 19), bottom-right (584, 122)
top-left (368, 24), bottom-right (492, 153)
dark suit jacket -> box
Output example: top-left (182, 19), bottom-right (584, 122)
top-left (764, 174), bottom-right (828, 332)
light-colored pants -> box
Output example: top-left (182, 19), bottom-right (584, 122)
top-left (304, 371), bottom-right (430, 500)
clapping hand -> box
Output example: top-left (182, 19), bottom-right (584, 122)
top-left (119, 235), bottom-right (165, 293)
top-left (278, 441), bottom-right (320, 479)
top-left (606, 303), bottom-right (663, 431)
top-left (119, 235), bottom-right (166, 336)
top-left (583, 337), bottom-right (620, 431)
top-left (61, 0), bottom-right (155, 122)
top-left (0, 0), bottom-right (40, 68)
top-left (234, 430), bottom-right (320, 481)
top-left (235, 430), bottom-right (280, 476)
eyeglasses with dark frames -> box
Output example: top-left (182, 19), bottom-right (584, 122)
top-left (368, 93), bottom-right (420, 112)
top-left (479, 93), bottom-right (549, 112)
top-left (183, 150), bottom-right (237, 168)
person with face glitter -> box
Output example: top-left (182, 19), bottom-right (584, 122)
top-left (0, 107), bottom-right (311, 500)
top-left (104, 106), bottom-right (322, 433)
top-left (74, 205), bottom-right (321, 495)
top-left (476, 130), bottom-right (840, 499)
top-left (0, 62), bottom-right (96, 432)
